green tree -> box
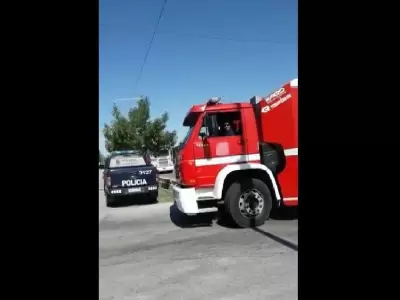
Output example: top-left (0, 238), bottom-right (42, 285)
top-left (103, 97), bottom-right (177, 156)
top-left (99, 150), bottom-right (104, 163)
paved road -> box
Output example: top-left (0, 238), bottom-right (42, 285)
top-left (99, 169), bottom-right (104, 190)
top-left (99, 186), bottom-right (298, 299)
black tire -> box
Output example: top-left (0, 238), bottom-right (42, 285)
top-left (106, 194), bottom-right (116, 207)
top-left (149, 191), bottom-right (158, 204)
top-left (224, 178), bottom-right (273, 228)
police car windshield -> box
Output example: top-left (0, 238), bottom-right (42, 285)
top-left (109, 154), bottom-right (147, 168)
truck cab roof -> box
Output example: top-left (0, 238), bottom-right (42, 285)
top-left (182, 78), bottom-right (297, 128)
top-left (183, 102), bottom-right (253, 126)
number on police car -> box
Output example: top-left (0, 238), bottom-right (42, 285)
top-left (139, 170), bottom-right (152, 175)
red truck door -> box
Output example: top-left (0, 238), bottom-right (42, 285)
top-left (193, 109), bottom-right (246, 187)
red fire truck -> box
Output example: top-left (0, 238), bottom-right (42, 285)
top-left (172, 78), bottom-right (298, 228)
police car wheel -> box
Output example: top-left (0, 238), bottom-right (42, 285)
top-left (106, 195), bottom-right (116, 207)
top-left (149, 191), bottom-right (158, 203)
top-left (224, 178), bottom-right (272, 228)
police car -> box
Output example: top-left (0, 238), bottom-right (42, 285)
top-left (103, 150), bottom-right (159, 207)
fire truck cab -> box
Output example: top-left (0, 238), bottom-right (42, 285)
top-left (172, 79), bottom-right (298, 228)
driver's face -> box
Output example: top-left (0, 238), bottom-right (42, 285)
top-left (224, 122), bottom-right (230, 130)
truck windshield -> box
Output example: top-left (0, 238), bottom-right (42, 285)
top-left (180, 126), bottom-right (194, 149)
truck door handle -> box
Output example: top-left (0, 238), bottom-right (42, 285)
top-left (238, 140), bottom-right (244, 145)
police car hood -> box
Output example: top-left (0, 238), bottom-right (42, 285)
top-left (109, 165), bottom-right (157, 188)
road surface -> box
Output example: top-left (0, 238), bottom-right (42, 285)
top-left (99, 169), bottom-right (104, 190)
top-left (99, 177), bottom-right (298, 300)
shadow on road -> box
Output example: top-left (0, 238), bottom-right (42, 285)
top-left (216, 207), bottom-right (298, 229)
top-left (251, 227), bottom-right (298, 251)
top-left (108, 195), bottom-right (158, 208)
top-left (169, 203), bottom-right (298, 229)
top-left (169, 203), bottom-right (215, 228)
top-left (169, 203), bottom-right (298, 251)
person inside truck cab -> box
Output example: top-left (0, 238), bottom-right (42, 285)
top-left (223, 121), bottom-right (235, 136)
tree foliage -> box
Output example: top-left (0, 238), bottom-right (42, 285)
top-left (99, 150), bottom-right (104, 163)
top-left (102, 97), bottom-right (177, 156)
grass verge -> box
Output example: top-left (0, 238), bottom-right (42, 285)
top-left (157, 186), bottom-right (173, 203)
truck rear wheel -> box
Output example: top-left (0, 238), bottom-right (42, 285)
top-left (224, 178), bottom-right (272, 228)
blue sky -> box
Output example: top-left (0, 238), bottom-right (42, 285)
top-left (99, 0), bottom-right (297, 154)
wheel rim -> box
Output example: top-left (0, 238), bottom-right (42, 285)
top-left (238, 189), bottom-right (264, 218)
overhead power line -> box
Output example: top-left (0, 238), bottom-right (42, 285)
top-left (134, 0), bottom-right (168, 91)
top-left (158, 30), bottom-right (295, 45)
top-left (100, 23), bottom-right (293, 45)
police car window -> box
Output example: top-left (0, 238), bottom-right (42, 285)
top-left (109, 154), bottom-right (147, 168)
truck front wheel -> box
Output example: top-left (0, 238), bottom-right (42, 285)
top-left (224, 178), bottom-right (273, 228)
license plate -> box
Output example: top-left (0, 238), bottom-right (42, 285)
top-left (128, 188), bottom-right (141, 193)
